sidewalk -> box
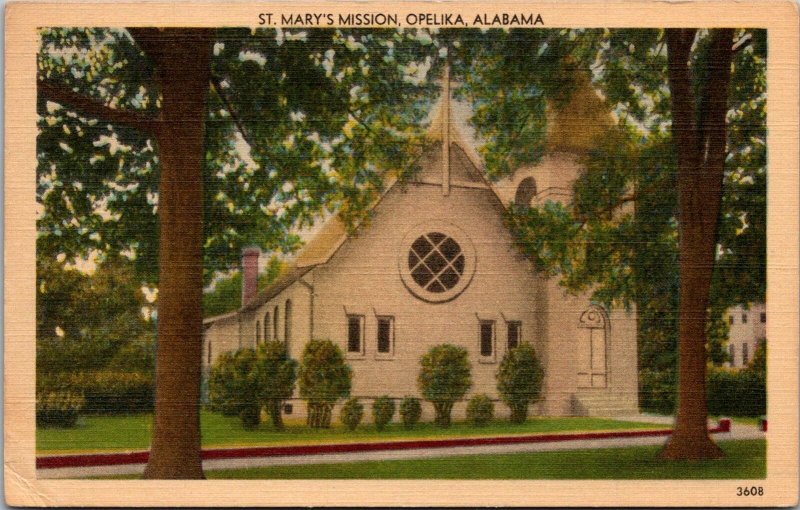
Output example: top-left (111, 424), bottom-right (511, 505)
top-left (38, 420), bottom-right (761, 479)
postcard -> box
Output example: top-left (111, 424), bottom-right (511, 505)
top-left (4, 0), bottom-right (799, 506)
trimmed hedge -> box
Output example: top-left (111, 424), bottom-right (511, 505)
top-left (640, 365), bottom-right (766, 417)
top-left (372, 396), bottom-right (396, 431)
top-left (39, 371), bottom-right (154, 415)
top-left (706, 367), bottom-right (766, 417)
top-left (399, 396), bottom-right (422, 429)
top-left (36, 391), bottom-right (85, 428)
top-left (340, 398), bottom-right (364, 431)
top-left (466, 394), bottom-right (494, 426)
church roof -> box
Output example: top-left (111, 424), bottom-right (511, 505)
top-left (235, 76), bottom-right (611, 312)
top-left (240, 264), bottom-right (314, 313)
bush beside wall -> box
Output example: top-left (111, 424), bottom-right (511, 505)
top-left (466, 394), bottom-right (494, 426)
top-left (340, 398), bottom-right (364, 431)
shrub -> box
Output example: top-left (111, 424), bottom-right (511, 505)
top-left (299, 340), bottom-right (352, 428)
top-left (418, 344), bottom-right (471, 427)
top-left (208, 351), bottom-right (242, 416)
top-left (466, 394), bottom-right (494, 426)
top-left (238, 404), bottom-right (261, 429)
top-left (208, 348), bottom-right (261, 427)
top-left (36, 391), bottom-right (84, 428)
top-left (253, 342), bottom-right (298, 430)
top-left (496, 344), bottom-right (544, 423)
top-left (372, 395), bottom-right (396, 431)
top-left (706, 366), bottom-right (766, 417)
top-left (40, 371), bottom-right (154, 415)
top-left (399, 396), bottom-right (422, 429)
top-left (340, 398), bottom-right (364, 431)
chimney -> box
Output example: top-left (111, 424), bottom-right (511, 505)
top-left (241, 247), bottom-right (260, 306)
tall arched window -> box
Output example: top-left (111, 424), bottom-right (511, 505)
top-left (264, 312), bottom-right (271, 342)
top-left (273, 305), bottom-right (279, 342)
top-left (255, 320), bottom-right (261, 344)
top-left (514, 177), bottom-right (537, 208)
top-left (284, 299), bottom-right (293, 346)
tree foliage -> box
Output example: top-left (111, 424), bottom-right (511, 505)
top-left (418, 344), bottom-right (471, 427)
top-left (36, 254), bottom-right (155, 375)
top-left (37, 27), bottom-right (443, 284)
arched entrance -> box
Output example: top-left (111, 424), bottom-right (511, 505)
top-left (514, 177), bottom-right (537, 208)
top-left (577, 306), bottom-right (608, 388)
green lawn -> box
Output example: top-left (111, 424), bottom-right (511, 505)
top-left (37, 411), bottom-right (659, 454)
top-left (206, 439), bottom-right (766, 480)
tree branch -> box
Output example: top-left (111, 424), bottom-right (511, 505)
top-left (38, 79), bottom-right (161, 137)
top-left (209, 74), bottom-right (257, 149)
top-left (576, 193), bottom-right (638, 229)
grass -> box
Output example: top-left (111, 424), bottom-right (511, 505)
top-left (37, 411), bottom-right (659, 454)
top-left (205, 439), bottom-right (766, 480)
top-left (95, 439), bottom-right (765, 480)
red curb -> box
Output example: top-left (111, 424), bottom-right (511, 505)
top-left (37, 425), bottom-right (727, 470)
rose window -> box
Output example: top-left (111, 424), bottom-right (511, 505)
top-left (408, 232), bottom-right (465, 293)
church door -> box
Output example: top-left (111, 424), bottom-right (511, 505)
top-left (577, 307), bottom-right (607, 388)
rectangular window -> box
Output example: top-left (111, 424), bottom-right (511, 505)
top-left (729, 344), bottom-right (735, 366)
top-left (347, 315), bottom-right (364, 354)
top-left (480, 321), bottom-right (495, 358)
top-left (743, 343), bottom-right (749, 364)
top-left (728, 315), bottom-right (734, 325)
top-left (377, 316), bottom-right (394, 354)
top-left (507, 322), bottom-right (521, 350)
top-left (760, 312), bottom-right (766, 323)
top-left (741, 313), bottom-right (748, 324)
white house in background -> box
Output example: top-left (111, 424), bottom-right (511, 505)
top-left (725, 303), bottom-right (766, 368)
top-left (203, 78), bottom-right (640, 421)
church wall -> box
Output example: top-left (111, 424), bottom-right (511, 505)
top-left (249, 279), bottom-right (313, 362)
top-left (607, 306), bottom-right (639, 407)
top-left (310, 180), bottom-right (555, 418)
top-left (202, 314), bottom-right (240, 370)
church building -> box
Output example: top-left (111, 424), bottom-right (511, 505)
top-left (203, 77), bottom-right (639, 420)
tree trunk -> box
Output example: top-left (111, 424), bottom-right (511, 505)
top-left (510, 403), bottom-right (527, 424)
top-left (433, 401), bottom-right (453, 428)
top-left (659, 28), bottom-right (733, 460)
top-left (142, 29), bottom-right (214, 479)
top-left (307, 402), bottom-right (333, 428)
top-left (267, 400), bottom-right (284, 430)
